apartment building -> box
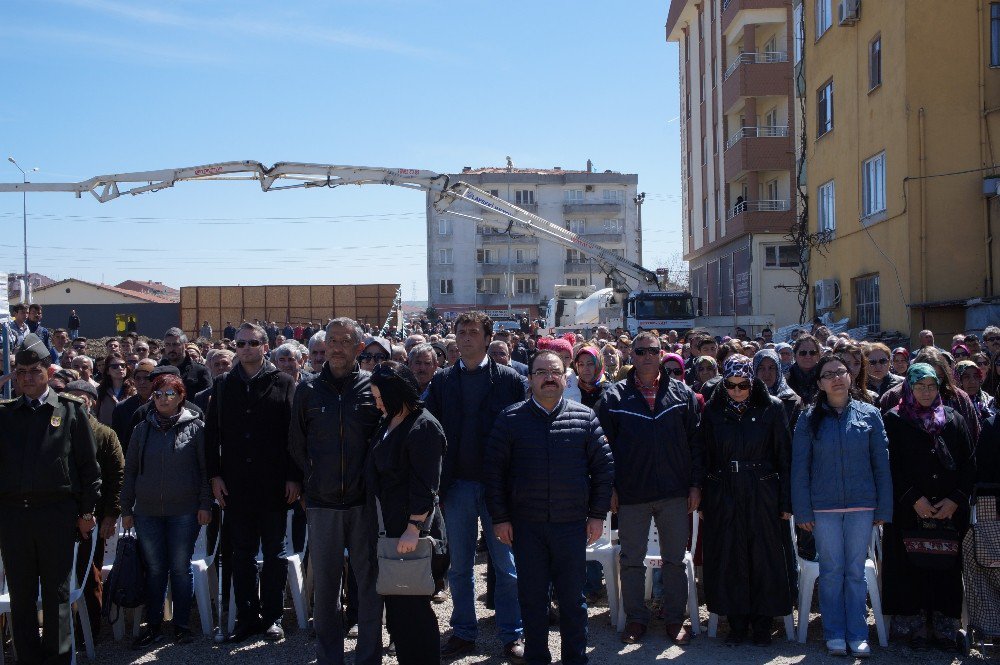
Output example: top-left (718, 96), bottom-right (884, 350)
top-left (426, 166), bottom-right (640, 319)
top-left (803, 0), bottom-right (1000, 340)
top-left (666, 0), bottom-right (802, 326)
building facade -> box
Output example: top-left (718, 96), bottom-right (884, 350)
top-left (667, 0), bottom-right (802, 326)
top-left (426, 166), bottom-right (640, 319)
top-left (802, 0), bottom-right (1000, 341)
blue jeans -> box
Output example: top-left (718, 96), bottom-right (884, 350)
top-left (445, 480), bottom-right (522, 643)
top-left (813, 510), bottom-right (874, 642)
top-left (135, 512), bottom-right (201, 629)
top-left (512, 520), bottom-right (588, 665)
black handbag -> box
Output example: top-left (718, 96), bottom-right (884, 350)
top-left (102, 530), bottom-right (146, 620)
top-left (902, 518), bottom-right (961, 570)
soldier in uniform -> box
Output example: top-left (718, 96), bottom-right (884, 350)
top-left (0, 333), bottom-right (101, 665)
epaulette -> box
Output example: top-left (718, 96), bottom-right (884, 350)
top-left (59, 394), bottom-right (85, 403)
top-left (0, 398), bottom-right (17, 405)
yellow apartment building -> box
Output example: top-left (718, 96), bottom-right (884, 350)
top-left (803, 0), bottom-right (1000, 342)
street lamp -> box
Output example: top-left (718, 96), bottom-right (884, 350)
top-left (7, 157), bottom-right (38, 304)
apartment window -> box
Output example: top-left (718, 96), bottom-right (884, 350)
top-left (764, 244), bottom-right (801, 268)
top-left (817, 80), bottom-right (834, 137)
top-left (514, 248), bottom-right (536, 264)
top-left (793, 4), bottom-right (804, 63)
top-left (565, 277), bottom-right (586, 287)
top-left (439, 279), bottom-right (453, 295)
top-left (764, 108), bottom-right (778, 128)
top-left (854, 274), bottom-right (881, 331)
top-left (566, 219), bottom-right (586, 234)
top-left (603, 218), bottom-right (623, 233)
top-left (702, 197), bottom-right (709, 228)
top-left (862, 151), bottom-right (887, 217)
top-left (515, 278), bottom-right (538, 294)
top-left (565, 189), bottom-right (584, 203)
top-left (818, 180), bottom-right (836, 232)
top-left (438, 248), bottom-right (453, 265)
top-left (610, 248), bottom-right (625, 258)
top-left (476, 248), bottom-right (495, 264)
top-left (869, 35), bottom-right (882, 90)
top-left (816, 0), bottom-right (832, 38)
top-left (992, 3), bottom-right (1000, 66)
top-left (476, 278), bottom-right (499, 294)
top-left (514, 190), bottom-right (534, 205)
top-left (763, 36), bottom-right (776, 54)
top-left (713, 122), bottom-right (719, 154)
top-left (490, 189), bottom-right (500, 197)
top-left (766, 179), bottom-right (779, 201)
top-left (566, 249), bottom-right (585, 263)
top-left (438, 218), bottom-right (451, 235)
top-left (602, 189), bottom-right (623, 204)
top-left (714, 187), bottom-right (720, 222)
top-left (702, 135), bottom-right (708, 165)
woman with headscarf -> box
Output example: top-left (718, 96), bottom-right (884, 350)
top-left (891, 347), bottom-right (910, 377)
top-left (786, 335), bottom-right (822, 406)
top-left (954, 359), bottom-right (995, 421)
top-left (693, 355), bottom-right (720, 394)
top-left (753, 349), bottom-right (801, 430)
top-left (573, 345), bottom-right (609, 409)
top-left (695, 355), bottom-right (794, 646)
top-left (775, 343), bottom-right (794, 375)
top-left (881, 363), bottom-right (975, 650)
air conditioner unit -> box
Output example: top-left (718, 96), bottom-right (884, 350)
top-left (838, 0), bottom-right (860, 25)
top-left (814, 279), bottom-right (842, 310)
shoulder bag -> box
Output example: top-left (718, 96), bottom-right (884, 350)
top-left (374, 498), bottom-right (436, 597)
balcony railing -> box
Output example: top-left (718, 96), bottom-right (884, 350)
top-left (725, 125), bottom-right (789, 150)
top-left (723, 51), bottom-right (789, 81)
top-left (479, 260), bottom-right (539, 275)
top-left (726, 199), bottom-right (790, 220)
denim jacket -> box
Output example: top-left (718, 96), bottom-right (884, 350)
top-left (791, 399), bottom-right (893, 523)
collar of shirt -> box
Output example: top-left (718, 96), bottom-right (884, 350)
top-left (459, 355), bottom-right (490, 371)
top-left (24, 388), bottom-right (50, 407)
top-left (532, 397), bottom-right (563, 415)
top-left (634, 372), bottom-right (660, 409)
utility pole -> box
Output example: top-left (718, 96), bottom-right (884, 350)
top-left (633, 191), bottom-right (646, 264)
top-left (7, 157), bottom-right (38, 304)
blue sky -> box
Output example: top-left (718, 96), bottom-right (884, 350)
top-left (1, 0), bottom-right (682, 300)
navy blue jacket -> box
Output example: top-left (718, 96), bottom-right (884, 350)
top-left (597, 367), bottom-right (703, 505)
top-left (484, 398), bottom-right (614, 524)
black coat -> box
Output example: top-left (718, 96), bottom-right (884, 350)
top-left (111, 394), bottom-right (145, 452)
top-left (881, 406), bottom-right (975, 617)
top-left (977, 414), bottom-right (1000, 484)
top-left (484, 398), bottom-right (614, 524)
top-left (205, 361), bottom-right (298, 511)
top-left (695, 380), bottom-right (795, 616)
top-left (786, 364), bottom-right (818, 406)
top-left (159, 357), bottom-right (212, 400)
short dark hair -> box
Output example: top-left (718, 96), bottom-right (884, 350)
top-left (455, 311), bottom-right (492, 338)
top-left (10, 303), bottom-right (26, 315)
top-left (697, 336), bottom-right (718, 350)
top-left (237, 322), bottom-right (267, 342)
top-left (370, 361), bottom-right (421, 419)
top-left (632, 331), bottom-right (660, 348)
top-left (28, 303), bottom-right (42, 312)
top-left (529, 349), bottom-right (565, 374)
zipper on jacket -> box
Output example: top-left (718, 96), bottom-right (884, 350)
top-left (339, 393), bottom-right (345, 502)
top-left (160, 431), bottom-right (167, 514)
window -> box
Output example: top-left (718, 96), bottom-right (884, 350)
top-left (476, 278), bottom-right (499, 294)
top-left (490, 189), bottom-right (500, 197)
top-left (818, 180), bottom-right (836, 232)
top-left (438, 248), bottom-right (453, 264)
top-left (438, 218), bottom-right (451, 235)
top-left (514, 248), bottom-right (536, 264)
top-left (854, 274), bottom-right (881, 332)
top-left (476, 248), bottom-right (495, 264)
top-left (992, 3), bottom-right (1000, 66)
top-left (862, 151), bottom-right (886, 217)
top-left (514, 190), bottom-right (534, 205)
top-left (816, 0), bottom-right (832, 38)
top-left (565, 189), bottom-right (584, 203)
top-left (702, 197), bottom-right (709, 228)
top-left (439, 279), bottom-right (453, 295)
top-left (566, 249), bottom-right (586, 263)
top-left (764, 244), bottom-right (801, 268)
top-left (714, 187), bottom-right (720, 222)
top-left (793, 4), bottom-right (804, 64)
top-left (763, 36), bottom-right (776, 54)
top-left (566, 219), bottom-right (586, 234)
top-left (602, 189), bottom-right (624, 204)
top-left (565, 277), bottom-right (587, 287)
top-left (603, 218), bottom-right (623, 233)
top-left (817, 80), bottom-right (834, 137)
top-left (869, 35), bottom-right (882, 89)
top-left (766, 179), bottom-right (779, 201)
top-left (764, 107), bottom-right (778, 128)
top-left (515, 278), bottom-right (538, 294)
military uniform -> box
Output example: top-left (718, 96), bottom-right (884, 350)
top-left (0, 337), bottom-right (101, 665)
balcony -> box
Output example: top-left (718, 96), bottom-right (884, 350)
top-left (477, 293), bottom-right (537, 306)
top-left (722, 0), bottom-right (789, 34)
top-left (478, 261), bottom-right (539, 275)
top-left (581, 232), bottom-right (624, 244)
top-left (722, 52), bottom-right (791, 113)
top-left (724, 126), bottom-right (793, 179)
top-left (478, 233), bottom-right (539, 245)
top-left (724, 199), bottom-right (796, 236)
top-left (563, 201), bottom-right (623, 215)
top-left (564, 260), bottom-right (593, 273)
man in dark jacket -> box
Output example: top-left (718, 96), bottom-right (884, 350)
top-left (425, 311), bottom-right (527, 661)
top-left (159, 326), bottom-right (211, 397)
top-left (598, 331), bottom-right (703, 647)
top-left (485, 349), bottom-right (614, 665)
top-left (206, 323), bottom-right (298, 643)
top-left (288, 318), bottom-right (382, 665)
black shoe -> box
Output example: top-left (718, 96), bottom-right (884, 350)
top-left (386, 641), bottom-right (396, 655)
top-left (226, 621), bottom-right (262, 644)
top-left (263, 621), bottom-right (284, 642)
top-left (725, 630), bottom-right (747, 646)
top-left (132, 626), bottom-right (164, 650)
top-left (441, 635), bottom-right (476, 659)
top-left (503, 638), bottom-right (526, 663)
top-left (753, 631), bottom-right (773, 646)
top-left (173, 626), bottom-right (195, 644)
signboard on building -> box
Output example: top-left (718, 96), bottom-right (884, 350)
top-left (734, 246), bottom-right (752, 316)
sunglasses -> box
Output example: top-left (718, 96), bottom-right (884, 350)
top-left (986, 336), bottom-right (1000, 343)
top-left (954, 352), bottom-right (970, 358)
top-left (152, 390), bottom-right (179, 399)
top-left (72, 345), bottom-right (87, 351)
top-left (664, 367), bottom-right (684, 377)
top-left (797, 349), bottom-right (819, 356)
top-left (359, 352), bottom-right (389, 362)
top-left (633, 347), bottom-right (660, 357)
top-left (108, 363), bottom-right (127, 370)
top-left (868, 358), bottom-right (889, 365)
top-left (724, 379), bottom-right (751, 392)
top-left (235, 339), bottom-right (263, 348)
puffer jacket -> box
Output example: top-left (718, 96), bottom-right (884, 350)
top-left (120, 408), bottom-right (212, 517)
top-left (597, 367), bottom-right (703, 505)
top-left (484, 398), bottom-right (614, 524)
top-left (790, 398), bottom-right (893, 524)
top-left (288, 363), bottom-right (382, 509)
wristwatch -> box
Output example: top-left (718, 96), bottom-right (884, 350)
top-left (80, 513), bottom-right (94, 521)
top-left (408, 519), bottom-right (425, 530)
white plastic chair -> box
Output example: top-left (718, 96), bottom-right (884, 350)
top-left (584, 512), bottom-right (619, 626)
top-left (614, 511), bottom-right (700, 632)
top-left (192, 516), bottom-right (223, 636)
top-left (0, 550), bottom-right (11, 665)
top-left (69, 533), bottom-right (99, 662)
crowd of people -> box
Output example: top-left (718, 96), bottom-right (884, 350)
top-left (1, 305), bottom-right (999, 664)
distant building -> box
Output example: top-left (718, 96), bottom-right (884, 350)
top-left (7, 272), bottom-right (56, 300)
top-left (426, 164), bottom-right (640, 319)
top-left (115, 279), bottom-right (180, 302)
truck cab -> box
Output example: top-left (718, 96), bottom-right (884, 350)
top-left (623, 290), bottom-right (699, 336)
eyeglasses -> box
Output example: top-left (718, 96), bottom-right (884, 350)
top-left (665, 367), bottom-right (684, 377)
top-left (532, 369), bottom-right (564, 378)
top-left (234, 339), bottom-right (263, 348)
top-left (868, 358), bottom-right (889, 365)
top-left (986, 336), bottom-right (1000, 343)
top-left (912, 382), bottom-right (939, 393)
top-left (108, 363), bottom-right (127, 370)
top-left (820, 368), bottom-right (850, 380)
top-left (359, 352), bottom-right (389, 362)
top-left (797, 349), bottom-right (819, 357)
top-left (633, 347), bottom-right (660, 357)
top-left (977, 360), bottom-right (991, 368)
top-left (152, 390), bottom-right (179, 399)
top-left (954, 352), bottom-right (970, 358)
top-left (724, 379), bottom-right (751, 392)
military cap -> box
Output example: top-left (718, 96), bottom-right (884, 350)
top-left (149, 365), bottom-right (181, 379)
top-left (15, 333), bottom-right (50, 366)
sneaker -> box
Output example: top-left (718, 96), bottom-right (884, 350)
top-left (173, 626), bottom-right (195, 644)
top-left (346, 623), bottom-right (359, 638)
top-left (827, 638), bottom-right (848, 656)
top-left (440, 635), bottom-right (476, 659)
top-left (132, 626), bottom-right (164, 650)
top-left (263, 621), bottom-right (284, 642)
top-left (849, 640), bottom-right (871, 657)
